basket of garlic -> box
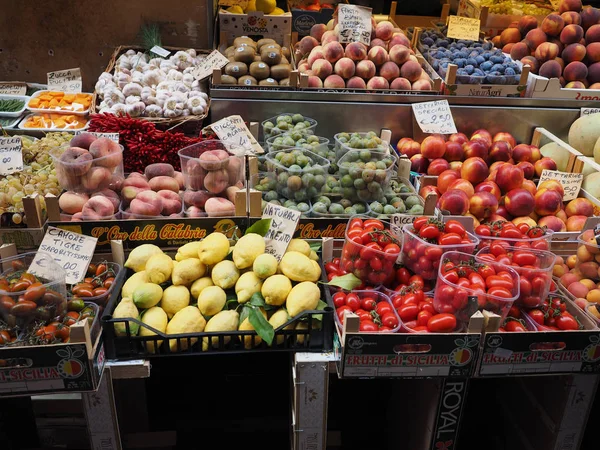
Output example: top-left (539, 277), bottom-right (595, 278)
top-left (92, 45), bottom-right (212, 130)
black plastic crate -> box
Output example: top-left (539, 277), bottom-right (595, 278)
top-left (101, 266), bottom-right (334, 360)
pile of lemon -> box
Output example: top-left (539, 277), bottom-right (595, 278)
top-left (226, 0), bottom-right (285, 15)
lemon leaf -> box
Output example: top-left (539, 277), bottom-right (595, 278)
top-left (239, 305), bottom-right (251, 325)
top-left (248, 292), bottom-right (266, 307)
top-left (309, 242), bottom-right (321, 252)
top-left (312, 300), bottom-right (329, 321)
top-left (322, 273), bottom-right (362, 291)
top-left (245, 218), bottom-right (272, 237)
top-left (249, 307), bottom-right (274, 345)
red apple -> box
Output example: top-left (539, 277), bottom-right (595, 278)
top-left (565, 197), bottom-right (594, 217)
top-left (461, 157), bottom-right (489, 185)
top-left (493, 132), bottom-right (517, 148)
top-left (419, 184), bottom-right (440, 199)
top-left (463, 140), bottom-right (489, 161)
top-left (521, 179), bottom-right (537, 196)
top-left (534, 157), bottom-right (558, 177)
top-left (398, 139), bottom-right (421, 158)
top-left (534, 188), bottom-right (563, 216)
top-left (427, 158), bottom-right (450, 176)
top-left (504, 188), bottom-right (535, 217)
top-left (449, 132), bottom-right (469, 145)
top-left (538, 179), bottom-right (564, 197)
top-left (470, 129), bottom-right (493, 148)
top-left (438, 189), bottom-right (470, 215)
top-left (437, 169), bottom-right (461, 194)
top-left (469, 191), bottom-right (499, 220)
top-left (410, 154), bottom-right (429, 173)
top-left (475, 180), bottom-right (501, 200)
top-left (444, 141), bottom-right (465, 162)
top-left (538, 215), bottom-right (567, 232)
top-left (495, 164), bottom-right (525, 194)
top-left (449, 161), bottom-right (463, 172)
top-left (420, 136), bottom-right (446, 159)
top-left (448, 179), bottom-right (475, 198)
top-left (517, 161), bottom-right (535, 179)
top-left (512, 144), bottom-right (534, 162)
top-left (488, 141), bottom-right (513, 163)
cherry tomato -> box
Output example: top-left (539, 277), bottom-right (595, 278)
top-left (413, 217), bottom-right (429, 232)
top-left (345, 293), bottom-right (361, 311)
top-left (363, 219), bottom-right (384, 230)
top-left (505, 320), bottom-right (526, 332)
top-left (528, 309), bottom-right (545, 326)
top-left (438, 233), bottom-right (462, 246)
top-left (383, 243), bottom-right (401, 261)
top-left (527, 227), bottom-right (545, 238)
top-left (398, 303), bottom-right (419, 322)
top-left (420, 224), bottom-right (441, 240)
top-left (500, 227), bottom-right (522, 239)
top-left (337, 305), bottom-right (353, 322)
top-left (487, 287), bottom-right (514, 299)
top-left (409, 275), bottom-right (424, 289)
top-left (54, 325), bottom-right (70, 341)
top-left (468, 273), bottom-right (486, 290)
top-left (396, 268), bottom-right (411, 286)
top-left (359, 320), bottom-right (379, 332)
top-left (445, 220), bottom-right (466, 237)
top-left (417, 310), bottom-right (433, 326)
top-left (490, 242), bottom-right (508, 257)
top-left (349, 218), bottom-right (364, 229)
top-left (325, 262), bottom-right (340, 275)
top-left (424, 246), bottom-right (443, 261)
top-left (496, 271), bottom-right (513, 282)
top-left (376, 302), bottom-right (393, 317)
top-left (508, 305), bottom-right (521, 318)
top-left (95, 264), bottom-right (107, 277)
top-left (333, 292), bottom-right (346, 308)
top-left (516, 222), bottom-right (530, 234)
top-left (512, 250), bottom-right (537, 267)
top-left (347, 228), bottom-right (363, 242)
top-left (485, 275), bottom-right (513, 291)
top-left (531, 240), bottom-right (550, 251)
top-left (361, 296), bottom-right (377, 311)
top-left (355, 309), bottom-right (372, 321)
top-left (381, 312), bottom-right (399, 329)
top-left (427, 313), bottom-right (457, 332)
top-left (475, 224), bottom-right (492, 237)
top-left (477, 264), bottom-right (495, 279)
top-left (419, 302), bottom-right (435, 314)
top-left (360, 242), bottom-right (382, 260)
top-left (556, 314), bottom-right (579, 330)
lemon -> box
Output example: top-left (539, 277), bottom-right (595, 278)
top-left (245, 0), bottom-right (256, 12)
top-left (268, 308), bottom-right (294, 345)
top-left (256, 0), bottom-right (276, 14)
top-left (286, 239), bottom-right (311, 257)
top-left (198, 285), bottom-right (227, 316)
top-left (176, 241), bottom-right (202, 262)
top-left (286, 281), bottom-right (320, 317)
top-left (172, 258), bottom-right (206, 286)
top-left (166, 306), bottom-right (206, 352)
top-left (235, 271), bottom-right (263, 303)
top-left (140, 307), bottom-right (168, 353)
top-left (211, 260), bottom-right (240, 289)
top-left (112, 297), bottom-right (139, 336)
top-left (227, 5), bottom-right (244, 13)
top-left (233, 233), bottom-right (266, 269)
top-left (239, 307), bottom-right (267, 349)
top-left (309, 250), bottom-right (319, 261)
top-left (269, 6), bottom-right (284, 15)
top-left (190, 277), bottom-right (214, 299)
top-left (161, 285), bottom-right (191, 318)
top-left (253, 253), bottom-right (278, 279)
top-left (262, 274), bottom-right (292, 306)
top-left (124, 244), bottom-right (163, 272)
top-left (198, 232), bottom-right (230, 265)
top-left (145, 253), bottom-right (173, 284)
top-left (202, 310), bottom-right (239, 350)
top-left (122, 271), bottom-right (148, 299)
top-left (279, 251), bottom-right (321, 282)
top-left (132, 283), bottom-right (163, 309)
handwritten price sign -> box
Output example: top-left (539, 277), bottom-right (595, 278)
top-left (338, 4), bottom-right (373, 46)
top-left (537, 170), bottom-right (583, 201)
top-left (47, 68), bottom-right (82, 93)
top-left (0, 136), bottom-right (23, 175)
top-left (191, 50), bottom-right (230, 81)
top-left (446, 15), bottom-right (481, 41)
top-left (210, 115), bottom-right (264, 154)
top-left (75, 131), bottom-right (119, 142)
top-left (262, 204), bottom-right (301, 261)
top-left (0, 83), bottom-right (26, 96)
top-left (412, 100), bottom-right (458, 135)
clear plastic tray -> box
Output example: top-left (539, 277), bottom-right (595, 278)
top-left (0, 95), bottom-right (29, 118)
top-left (310, 199), bottom-right (369, 218)
top-left (369, 193), bottom-right (425, 218)
top-left (333, 290), bottom-right (401, 333)
top-left (266, 133), bottom-right (329, 154)
top-left (475, 228), bottom-right (553, 252)
top-left (261, 113), bottom-right (317, 140)
top-left (27, 90), bottom-right (92, 116)
top-left (333, 132), bottom-right (391, 161)
top-left (0, 115), bottom-right (24, 129)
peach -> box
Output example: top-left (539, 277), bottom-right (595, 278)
top-left (298, 36), bottom-right (319, 57)
top-left (525, 28), bottom-right (548, 51)
top-left (89, 138), bottom-right (123, 169)
top-left (368, 46), bottom-right (389, 67)
top-left (420, 136), bottom-right (446, 159)
top-left (512, 216), bottom-right (538, 228)
top-left (587, 43), bottom-right (600, 62)
top-left (92, 189), bottom-right (120, 211)
top-left (345, 42), bottom-right (368, 62)
top-left (557, 209), bottom-right (568, 222)
top-left (587, 289), bottom-right (600, 303)
top-left (517, 161), bottom-right (535, 179)
top-left (521, 56), bottom-right (540, 74)
top-left (298, 62), bottom-right (309, 73)
top-left (554, 264), bottom-right (568, 278)
top-left (566, 198), bottom-right (594, 217)
top-left (321, 30), bottom-right (338, 46)
top-left (149, 175), bottom-right (180, 193)
top-left (379, 61), bottom-right (400, 81)
top-left (204, 168), bottom-right (229, 194)
top-left (375, 21), bottom-right (394, 41)
top-left (185, 206), bottom-right (205, 217)
top-left (471, 129), bottom-right (492, 148)
top-left (59, 147), bottom-right (93, 176)
top-left (369, 38), bottom-right (388, 50)
top-left (562, 43), bottom-right (587, 63)
top-left (130, 190), bottom-right (162, 216)
top-left (438, 189), bottom-right (470, 215)
top-left (323, 74), bottom-right (345, 88)
top-left (510, 42), bottom-right (531, 61)
top-left (437, 169), bottom-right (461, 194)
top-left (226, 156), bottom-right (243, 187)
top-left (562, 11), bottom-right (582, 26)
top-left (538, 215), bottom-right (567, 232)
top-left (568, 281), bottom-right (589, 298)
top-left (389, 33), bottom-right (411, 48)
top-left (145, 163), bottom-right (175, 180)
top-left (461, 157), bottom-right (489, 186)
top-left (538, 179), bottom-right (564, 197)
top-left (400, 60), bottom-right (422, 82)
top-left (449, 161), bottom-right (463, 172)
top-left (534, 157), bottom-right (558, 176)
top-left (501, 28), bottom-right (521, 45)
top-left (121, 186), bottom-right (145, 204)
top-left (69, 133), bottom-right (97, 150)
top-left (334, 57), bottom-right (355, 79)
top-left (561, 272), bottom-right (581, 286)
top-left (522, 179), bottom-right (538, 196)
top-left (567, 215), bottom-right (588, 231)
top-left (512, 144), bottom-right (535, 162)
top-left (539, 60), bottom-right (563, 78)
top-left (398, 139), bottom-right (421, 158)
top-left (449, 133), bottom-right (468, 145)
top-left (185, 159), bottom-right (207, 190)
top-left (307, 75), bottom-right (323, 88)
top-left (492, 36), bottom-right (502, 48)
top-left (71, 212), bottom-right (83, 222)
top-left (475, 180), bottom-right (501, 200)
top-left (310, 23), bottom-right (327, 42)
top-left (586, 24), bottom-right (600, 43)
top-left (496, 164), bottom-right (524, 193)
top-left (565, 81), bottom-right (587, 88)
top-left (205, 197), bottom-right (235, 217)
top-left (412, 79), bottom-right (432, 90)
top-left (82, 196), bottom-right (115, 219)
top-left (82, 166), bottom-right (112, 191)
top-left (389, 45), bottom-right (410, 65)
top-left (59, 191), bottom-right (89, 214)
top-left (581, 6), bottom-right (600, 30)
top-left (307, 47), bottom-right (326, 68)
top-left (469, 191), bottom-right (499, 220)
top-left (355, 59), bottom-right (376, 79)
top-left (559, 0), bottom-right (583, 14)
top-left (346, 76), bottom-right (367, 89)
top-left (123, 173), bottom-right (150, 189)
top-left (518, 15), bottom-right (539, 35)
top-left (324, 42), bottom-right (344, 64)
top-left (157, 190), bottom-right (183, 215)
top-left (183, 190), bottom-right (212, 209)
top-left (488, 141), bottom-right (512, 163)
top-left (590, 82), bottom-right (600, 88)
top-left (534, 188), bottom-right (563, 216)
top-left (410, 154), bottom-right (429, 173)
top-left (564, 61), bottom-right (588, 81)
top-left (504, 188), bottom-right (535, 217)
top-left (588, 62), bottom-right (600, 84)
top-left (567, 255), bottom-right (578, 269)
top-left (560, 24), bottom-right (584, 44)
top-left (542, 14), bottom-right (565, 37)
top-left (443, 141), bottom-right (464, 162)
top-left (312, 59), bottom-right (333, 79)
top-left (201, 150), bottom-right (230, 170)
top-left (427, 158), bottom-right (450, 176)
top-left (174, 171), bottom-right (185, 190)
top-left (535, 42), bottom-right (560, 62)
top-left (366, 77), bottom-right (389, 89)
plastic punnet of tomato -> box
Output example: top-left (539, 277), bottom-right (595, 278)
top-left (401, 218), bottom-right (480, 280)
top-left (340, 216), bottom-right (402, 286)
top-left (476, 245), bottom-right (556, 309)
top-left (389, 290), bottom-right (460, 333)
top-left (523, 294), bottom-right (584, 331)
top-left (0, 252), bottom-right (68, 329)
top-left (434, 251), bottom-right (520, 323)
top-left (70, 262), bottom-right (123, 307)
top-left (574, 229), bottom-right (600, 282)
top-left (474, 221), bottom-right (553, 251)
top-left (333, 289), bottom-right (401, 333)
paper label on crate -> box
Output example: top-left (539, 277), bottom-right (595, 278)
top-left (210, 115), bottom-right (263, 154)
top-left (457, 0), bottom-right (481, 19)
top-left (446, 15), bottom-right (481, 41)
top-left (75, 131), bottom-right (120, 142)
top-left (262, 204), bottom-right (301, 261)
top-left (581, 107), bottom-right (600, 117)
top-left (191, 50), bottom-right (230, 81)
top-left (337, 5), bottom-right (373, 46)
top-left (47, 68), bottom-right (82, 93)
top-left (0, 136), bottom-right (23, 175)
top-left (32, 226), bottom-right (98, 284)
top-left (537, 169), bottom-right (583, 201)
top-left (0, 83), bottom-right (26, 95)
top-left (493, 347), bottom-right (513, 359)
top-left (150, 46), bottom-right (171, 58)
top-left (412, 100), bottom-right (458, 135)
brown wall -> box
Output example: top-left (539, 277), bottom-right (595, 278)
top-left (0, 0), bottom-right (213, 91)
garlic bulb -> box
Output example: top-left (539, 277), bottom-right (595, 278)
top-left (186, 96), bottom-right (206, 115)
top-left (171, 51), bottom-right (193, 70)
top-left (186, 49), bottom-right (197, 58)
top-left (191, 80), bottom-right (205, 92)
top-left (182, 73), bottom-right (194, 87)
top-left (142, 70), bottom-right (161, 87)
top-left (164, 107), bottom-right (183, 118)
top-left (149, 57), bottom-right (163, 67)
top-left (164, 98), bottom-right (183, 111)
top-left (125, 95), bottom-right (141, 105)
top-left (104, 88), bottom-right (126, 107)
top-left (122, 82), bottom-right (143, 97)
top-left (145, 104), bottom-right (163, 117)
top-left (125, 49), bottom-right (136, 56)
top-left (167, 69), bottom-right (183, 81)
top-left (131, 71), bottom-right (144, 84)
top-left (145, 96), bottom-right (158, 105)
top-left (172, 82), bottom-right (188, 93)
top-left (126, 102), bottom-right (146, 117)
top-left (116, 73), bottom-right (131, 89)
top-left (155, 92), bottom-right (170, 107)
top-left (112, 103), bottom-right (127, 115)
top-left (182, 108), bottom-right (191, 116)
top-left (140, 86), bottom-right (156, 103)
top-left (171, 91), bottom-right (188, 103)
top-left (99, 72), bottom-right (113, 82)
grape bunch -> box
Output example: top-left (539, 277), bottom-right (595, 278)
top-left (0, 132), bottom-right (71, 224)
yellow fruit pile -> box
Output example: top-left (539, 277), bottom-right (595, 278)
top-left (112, 233), bottom-right (323, 353)
top-left (225, 0), bottom-right (285, 15)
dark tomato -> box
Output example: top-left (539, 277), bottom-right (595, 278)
top-left (505, 320), bottom-right (526, 332)
top-left (396, 268), bottom-right (411, 285)
top-left (381, 312), bottom-right (399, 329)
top-left (359, 320), bottom-right (379, 332)
top-left (427, 313), bottom-right (457, 332)
top-left (556, 315), bottom-right (579, 330)
top-left (528, 309), bottom-right (545, 326)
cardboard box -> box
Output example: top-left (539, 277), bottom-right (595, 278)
top-left (218, 8), bottom-right (293, 46)
top-left (441, 62), bottom-right (529, 97)
top-left (392, 0), bottom-right (450, 30)
top-left (288, 0), bottom-right (341, 37)
top-left (527, 75), bottom-right (600, 102)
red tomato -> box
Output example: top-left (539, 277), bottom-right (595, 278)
top-left (496, 271), bottom-right (513, 283)
top-left (396, 268), bottom-right (411, 285)
top-left (349, 218), bottom-right (364, 229)
top-left (505, 320), bottom-right (526, 332)
top-left (424, 246), bottom-right (443, 261)
top-left (382, 312), bottom-right (399, 329)
top-left (412, 217), bottom-right (429, 232)
top-left (487, 287), bottom-right (514, 299)
top-left (417, 310), bottom-right (433, 326)
top-left (363, 219), bottom-right (384, 230)
top-left (337, 305), bottom-right (353, 322)
top-left (379, 326), bottom-right (393, 332)
top-left (477, 264), bottom-right (496, 279)
top-left (516, 222), bottom-right (530, 234)
top-left (508, 305), bottom-right (521, 318)
top-left (420, 224), bottom-right (441, 240)
top-left (457, 278), bottom-right (471, 288)
top-left (369, 256), bottom-right (383, 271)
top-left (413, 289), bottom-right (425, 304)
top-left (556, 314), bottom-right (579, 330)
top-left (468, 273), bottom-right (486, 290)
top-left (347, 228), bottom-right (363, 241)
top-left (528, 309), bottom-right (545, 325)
top-left (501, 227), bottom-right (522, 239)
top-left (397, 303), bottom-right (419, 322)
top-left (360, 242), bottom-right (382, 260)
top-left (412, 326), bottom-right (430, 332)
top-left (333, 292), bottom-right (346, 308)
top-left (519, 277), bottom-right (532, 298)
top-left (359, 320), bottom-right (379, 332)
top-left (438, 233), bottom-right (462, 246)
top-left (368, 271), bottom-right (387, 285)
top-left (324, 262), bottom-right (340, 275)
top-left (409, 275), bottom-right (425, 289)
top-left (490, 242), bottom-right (508, 257)
top-left (345, 294), bottom-right (361, 311)
top-left (531, 240), bottom-right (549, 251)
top-left (427, 313), bottom-right (457, 332)
top-left (512, 250), bottom-right (537, 267)
top-left (445, 220), bottom-right (466, 237)
top-left (402, 292), bottom-right (418, 305)
top-left (419, 302), bottom-right (435, 314)
top-left (355, 309), bottom-right (372, 321)
top-left (361, 296), bottom-right (377, 311)
top-left (475, 224), bottom-right (492, 236)
top-left (527, 227), bottom-right (545, 238)
top-left (485, 275), bottom-right (513, 291)
top-left (383, 243), bottom-right (401, 261)
top-left (376, 302), bottom-right (393, 317)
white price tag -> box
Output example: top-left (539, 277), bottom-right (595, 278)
top-left (0, 83), bottom-right (26, 96)
top-left (337, 4), bottom-right (373, 46)
top-left (0, 136), bottom-right (23, 175)
top-left (150, 46), bottom-right (171, 58)
top-left (262, 204), bottom-right (301, 261)
top-left (446, 15), bottom-right (481, 41)
top-left (191, 50), bottom-right (231, 81)
top-left (412, 100), bottom-right (458, 135)
top-left (537, 169), bottom-right (583, 201)
top-left (210, 115), bottom-right (264, 154)
top-left (47, 68), bottom-right (82, 93)
top-left (75, 131), bottom-right (119, 142)
top-left (581, 107), bottom-right (600, 117)
top-left (33, 226), bottom-right (98, 285)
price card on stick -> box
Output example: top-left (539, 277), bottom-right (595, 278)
top-left (191, 50), bottom-right (230, 81)
top-left (75, 130), bottom-right (119, 142)
top-left (262, 204), bottom-right (301, 261)
top-left (581, 108), bottom-right (600, 117)
top-left (446, 15), bottom-right (481, 41)
top-left (47, 68), bottom-right (82, 93)
top-left (412, 100), bottom-right (458, 135)
top-left (537, 170), bottom-right (583, 201)
top-left (211, 115), bottom-right (264, 154)
top-left (0, 83), bottom-right (26, 95)
top-left (0, 136), bottom-right (23, 175)
top-left (337, 4), bottom-right (373, 46)
top-left (150, 46), bottom-right (171, 58)
top-left (32, 226), bottom-right (98, 284)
